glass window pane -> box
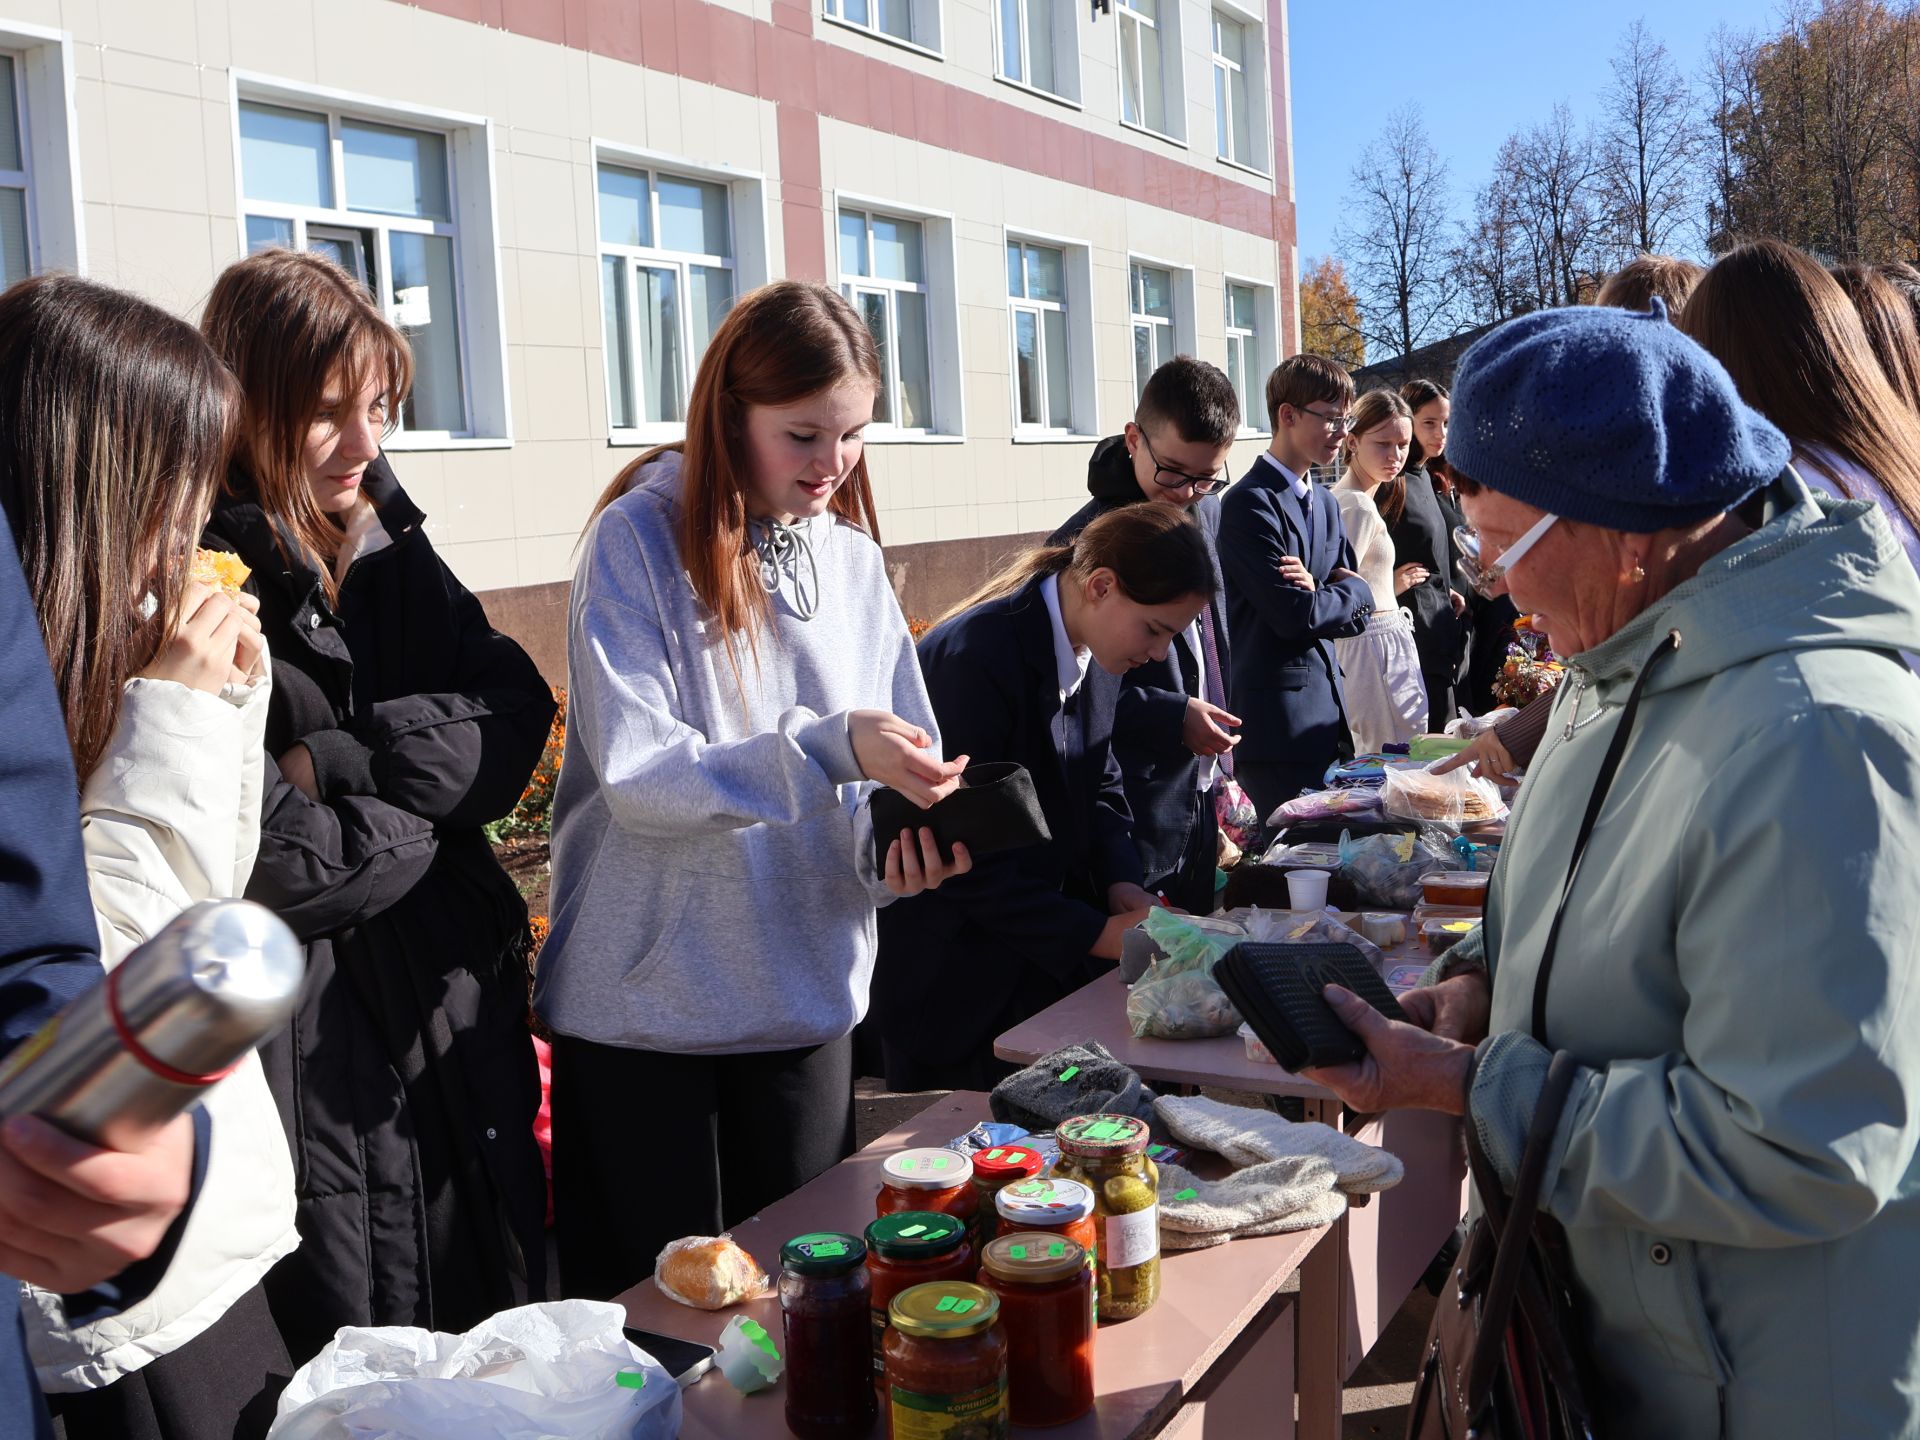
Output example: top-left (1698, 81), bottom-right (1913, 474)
top-left (689, 265), bottom-right (734, 364)
top-left (657, 175), bottom-right (730, 257)
top-left (342, 120), bottom-right (449, 221)
top-left (245, 214), bottom-right (294, 254)
top-left (1138, 265), bottom-right (1173, 318)
top-left (1006, 242), bottom-right (1024, 298)
top-left (1226, 337), bottom-right (1243, 420)
top-left (1230, 67), bottom-right (1252, 164)
top-left (1214, 66), bottom-right (1230, 158)
top-left (598, 165), bottom-right (652, 248)
top-left (877, 0), bottom-right (912, 40)
top-left (854, 290), bottom-right (891, 424)
top-left (1026, 0), bottom-right (1055, 93)
top-left (307, 226), bottom-right (373, 287)
top-left (1127, 0), bottom-right (1157, 20)
top-left (602, 256), bottom-right (634, 430)
top-left (239, 102), bottom-right (333, 209)
top-left (637, 265), bottom-right (684, 424)
top-left (1120, 18), bottom-right (1143, 126)
top-left (1043, 308), bottom-right (1071, 428)
top-left (1133, 325), bottom-right (1152, 397)
top-left (0, 187), bottom-right (26, 288)
top-left (1025, 244), bottom-right (1065, 302)
top-left (1229, 282), bottom-right (1256, 330)
top-left (0, 57), bottom-right (22, 173)
top-left (871, 215), bottom-right (923, 283)
top-left (839, 210), bottom-right (869, 278)
top-left (1155, 323), bottom-right (1174, 371)
top-left (895, 289), bottom-right (932, 429)
top-left (1140, 19), bottom-right (1166, 131)
top-left (1213, 11), bottom-right (1243, 63)
top-left (999, 0), bottom-right (1023, 81)
top-left (1013, 308), bottom-right (1040, 425)
top-left (843, 0), bottom-right (869, 23)
top-left (389, 231), bottom-right (467, 433)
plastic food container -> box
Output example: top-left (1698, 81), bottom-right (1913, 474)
top-left (1239, 1021), bottom-right (1276, 1065)
top-left (1421, 871), bottom-right (1491, 909)
top-left (1421, 918), bottom-right (1479, 955)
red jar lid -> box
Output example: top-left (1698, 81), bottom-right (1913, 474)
top-left (970, 1145), bottom-right (1044, 1182)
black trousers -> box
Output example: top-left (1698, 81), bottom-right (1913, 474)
top-left (550, 1033), bottom-right (856, 1302)
top-left (1146, 789), bottom-right (1221, 914)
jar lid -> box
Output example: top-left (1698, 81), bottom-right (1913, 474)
top-left (981, 1231), bottom-right (1086, 1284)
top-left (995, 1176), bottom-right (1095, 1224)
top-left (1056, 1113), bottom-right (1151, 1156)
top-left (889, 1281), bottom-right (1000, 1339)
top-left (969, 1144), bottom-right (1044, 1182)
top-left (780, 1231), bottom-right (867, 1275)
top-left (881, 1147), bottom-right (975, 1190)
top-left (865, 1211), bottom-right (969, 1259)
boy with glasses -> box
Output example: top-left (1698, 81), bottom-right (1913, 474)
top-left (1218, 354), bottom-right (1374, 824)
top-left (1047, 357), bottom-right (1240, 912)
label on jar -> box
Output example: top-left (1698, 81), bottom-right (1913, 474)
top-left (889, 1376), bottom-right (1010, 1438)
top-left (1098, 1204), bottom-right (1159, 1269)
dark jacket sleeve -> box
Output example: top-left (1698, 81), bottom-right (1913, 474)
top-left (1217, 485), bottom-right (1372, 642)
top-left (1112, 679), bottom-right (1189, 754)
top-left (1089, 724), bottom-right (1144, 897)
top-left (303, 566), bottom-right (556, 831)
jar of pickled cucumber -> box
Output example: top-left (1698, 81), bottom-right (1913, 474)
top-left (1052, 1113), bottom-right (1160, 1321)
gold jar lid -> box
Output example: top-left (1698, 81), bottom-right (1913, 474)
top-left (889, 1281), bottom-right (1001, 1339)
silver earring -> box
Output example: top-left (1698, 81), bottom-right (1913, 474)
top-left (1631, 562), bottom-right (1647, 583)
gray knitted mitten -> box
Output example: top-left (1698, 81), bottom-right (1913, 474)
top-left (990, 1041), bottom-right (1157, 1130)
top-left (1154, 1094), bottom-right (1404, 1194)
top-left (1157, 1157), bottom-right (1348, 1250)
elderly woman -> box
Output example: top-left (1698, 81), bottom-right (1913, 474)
top-left (1308, 300), bottom-right (1920, 1437)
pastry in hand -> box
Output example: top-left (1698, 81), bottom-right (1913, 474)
top-left (189, 547), bottom-right (251, 598)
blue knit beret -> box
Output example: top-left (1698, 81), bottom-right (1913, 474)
top-left (1449, 297), bottom-right (1791, 533)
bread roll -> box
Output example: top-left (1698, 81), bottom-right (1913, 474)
top-left (655, 1234), bottom-right (766, 1310)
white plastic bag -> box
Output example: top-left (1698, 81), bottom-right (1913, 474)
top-left (267, 1299), bottom-right (682, 1440)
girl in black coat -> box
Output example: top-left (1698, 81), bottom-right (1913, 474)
top-left (199, 250), bottom-right (554, 1365)
top-left (1390, 380), bottom-right (1468, 729)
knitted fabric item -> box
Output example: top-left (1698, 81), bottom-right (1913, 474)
top-left (1154, 1094), bottom-right (1404, 1194)
top-left (990, 1040), bottom-right (1158, 1130)
top-left (1157, 1156), bottom-right (1348, 1250)
top-left (1449, 297), bottom-right (1791, 533)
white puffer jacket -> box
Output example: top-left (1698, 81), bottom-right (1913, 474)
top-left (21, 663), bottom-right (300, 1391)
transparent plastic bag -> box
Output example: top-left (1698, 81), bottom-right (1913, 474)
top-left (1239, 907), bottom-right (1392, 973)
top-left (1336, 828), bottom-right (1456, 909)
top-left (1127, 910), bottom-right (1245, 1038)
top-left (1379, 763), bottom-right (1505, 830)
top-left (1270, 785), bottom-right (1386, 829)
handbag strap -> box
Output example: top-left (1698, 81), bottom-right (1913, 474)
top-left (1529, 629), bottom-right (1681, 1044)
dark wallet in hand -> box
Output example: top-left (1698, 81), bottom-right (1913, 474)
top-left (1215, 942), bottom-right (1411, 1072)
top-left (869, 761), bottom-right (1052, 869)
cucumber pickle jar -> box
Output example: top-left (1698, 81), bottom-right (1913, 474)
top-left (1051, 1113), bottom-right (1160, 1320)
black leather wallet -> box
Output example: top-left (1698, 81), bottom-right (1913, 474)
top-left (1215, 942), bottom-right (1410, 1072)
top-left (869, 761), bottom-right (1052, 868)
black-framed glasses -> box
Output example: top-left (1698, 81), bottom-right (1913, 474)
top-left (1139, 432), bottom-right (1224, 494)
top-left (1299, 405), bottom-right (1354, 434)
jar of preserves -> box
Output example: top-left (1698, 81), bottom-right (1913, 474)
top-left (883, 1282), bottom-right (1008, 1439)
top-left (1052, 1113), bottom-right (1160, 1320)
top-left (878, 1147), bottom-right (978, 1232)
top-left (993, 1176), bottom-right (1098, 1323)
top-left (864, 1211), bottom-right (976, 1388)
top-left (967, 1144), bottom-right (1043, 1250)
top-left (779, 1231), bottom-right (877, 1440)
top-left (978, 1233), bottom-right (1094, 1425)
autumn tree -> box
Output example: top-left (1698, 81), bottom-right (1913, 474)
top-left (1334, 106), bottom-right (1461, 360)
top-left (1299, 257), bottom-right (1366, 368)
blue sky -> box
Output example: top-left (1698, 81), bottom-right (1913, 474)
top-left (1286, 1), bottom-right (1782, 265)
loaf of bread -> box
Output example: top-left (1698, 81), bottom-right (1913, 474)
top-left (655, 1234), bottom-right (767, 1310)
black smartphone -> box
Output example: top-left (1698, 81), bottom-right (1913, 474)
top-left (622, 1326), bottom-right (718, 1388)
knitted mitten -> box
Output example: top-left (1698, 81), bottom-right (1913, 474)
top-left (1154, 1094), bottom-right (1404, 1194)
top-left (1156, 1157), bottom-right (1348, 1250)
top-left (990, 1041), bottom-right (1157, 1131)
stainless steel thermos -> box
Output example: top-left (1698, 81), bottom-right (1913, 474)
top-left (0, 900), bottom-right (302, 1148)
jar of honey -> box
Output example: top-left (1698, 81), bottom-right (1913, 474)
top-left (979, 1233), bottom-right (1094, 1425)
top-left (877, 1147), bottom-right (978, 1232)
top-left (883, 1282), bottom-right (1007, 1439)
top-left (967, 1143), bottom-right (1044, 1250)
top-left (863, 1211), bottom-right (975, 1390)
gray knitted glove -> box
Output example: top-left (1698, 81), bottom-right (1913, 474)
top-left (990, 1041), bottom-right (1157, 1130)
top-left (1157, 1157), bottom-right (1348, 1250)
top-left (1154, 1094), bottom-right (1404, 1194)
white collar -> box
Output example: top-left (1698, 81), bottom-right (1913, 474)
top-left (332, 499), bottom-right (392, 584)
top-left (1259, 450), bottom-right (1311, 499)
top-left (1039, 573), bottom-right (1092, 703)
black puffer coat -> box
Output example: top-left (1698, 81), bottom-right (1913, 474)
top-left (202, 455), bottom-right (554, 1364)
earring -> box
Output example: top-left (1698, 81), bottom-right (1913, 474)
top-left (1631, 562), bottom-right (1647, 583)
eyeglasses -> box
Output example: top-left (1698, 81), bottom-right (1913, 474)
top-left (1453, 513), bottom-right (1558, 598)
top-left (1138, 432), bottom-right (1224, 495)
top-left (1299, 406), bottom-right (1353, 434)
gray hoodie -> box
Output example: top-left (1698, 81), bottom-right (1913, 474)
top-left (533, 453), bottom-right (939, 1054)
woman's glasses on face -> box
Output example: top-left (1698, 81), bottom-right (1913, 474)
top-left (1453, 513), bottom-right (1558, 598)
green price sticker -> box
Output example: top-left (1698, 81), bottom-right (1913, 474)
top-left (899, 1223), bottom-right (928, 1238)
top-left (1083, 1120), bottom-right (1126, 1140)
top-left (933, 1155), bottom-right (950, 1170)
top-left (1058, 1065), bottom-right (1081, 1082)
top-left (616, 1369), bottom-right (648, 1390)
top-left (808, 1240), bottom-right (848, 1258)
top-left (1010, 1244), bottom-right (1027, 1259)
top-left (1048, 1241), bottom-right (1066, 1258)
top-left (1175, 1188), bottom-right (1198, 1201)
top-left (934, 1295), bottom-right (978, 1315)
top-left (986, 1147), bottom-right (1005, 1160)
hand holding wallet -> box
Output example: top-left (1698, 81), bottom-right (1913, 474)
top-left (1215, 942), bottom-right (1411, 1072)
top-left (869, 761), bottom-right (1052, 869)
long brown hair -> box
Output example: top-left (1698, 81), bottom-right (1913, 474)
top-left (1830, 262), bottom-right (1920, 415)
top-left (1339, 388), bottom-right (1414, 524)
top-left (200, 248), bottom-right (413, 600)
top-left (1400, 377), bottom-right (1447, 475)
top-left (0, 274), bottom-right (241, 779)
top-left (1679, 239), bottom-right (1920, 533)
top-left (588, 281), bottom-right (883, 684)
top-left (934, 504), bottom-right (1215, 629)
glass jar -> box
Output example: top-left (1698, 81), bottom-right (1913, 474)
top-left (778, 1231), bottom-right (877, 1440)
top-left (883, 1282), bottom-right (1008, 1439)
top-left (877, 1147), bottom-right (979, 1233)
top-left (967, 1143), bottom-right (1044, 1251)
top-left (978, 1232), bottom-right (1094, 1426)
top-left (994, 1176), bottom-right (1098, 1324)
top-left (1052, 1113), bottom-right (1161, 1320)
top-left (864, 1211), bottom-right (976, 1390)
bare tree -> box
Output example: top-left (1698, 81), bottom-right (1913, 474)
top-left (1597, 19), bottom-right (1703, 258)
top-left (1454, 176), bottom-right (1529, 326)
top-left (1494, 106), bottom-right (1608, 307)
top-left (1333, 105), bottom-right (1462, 360)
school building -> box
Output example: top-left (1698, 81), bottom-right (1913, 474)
top-left (7, 0), bottom-right (1296, 671)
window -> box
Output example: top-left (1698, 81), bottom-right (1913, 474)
top-left (1117, 0), bottom-right (1181, 140)
top-left (238, 100), bottom-right (471, 437)
top-left (1211, 11), bottom-right (1252, 167)
top-left (596, 162), bottom-right (735, 431)
top-left (997, 0), bottom-right (1078, 101)
top-left (823, 0), bottom-right (942, 53)
top-left (1007, 241), bottom-right (1073, 431)
top-left (0, 56), bottom-right (31, 287)
top-left (1130, 262), bottom-right (1176, 398)
top-left (1225, 281), bottom-right (1260, 429)
top-left (839, 207), bottom-right (934, 431)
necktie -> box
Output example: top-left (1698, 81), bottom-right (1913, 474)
top-left (1198, 603), bottom-right (1232, 777)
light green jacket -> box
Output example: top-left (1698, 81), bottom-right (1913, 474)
top-left (1454, 473), bottom-right (1920, 1438)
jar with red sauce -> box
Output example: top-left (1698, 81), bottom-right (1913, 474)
top-left (864, 1211), bottom-right (975, 1390)
top-left (883, 1282), bottom-right (1008, 1439)
top-left (877, 1147), bottom-right (978, 1233)
top-left (979, 1233), bottom-right (1094, 1426)
top-left (967, 1144), bottom-right (1044, 1250)
top-left (994, 1176), bottom-right (1098, 1323)
top-left (778, 1231), bottom-right (877, 1440)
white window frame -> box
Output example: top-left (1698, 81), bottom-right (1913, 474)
top-left (821, 0), bottom-right (945, 60)
top-left (1223, 274), bottom-right (1277, 436)
top-left (1128, 255), bottom-right (1196, 401)
top-left (591, 143), bottom-right (771, 446)
top-left (834, 193), bottom-right (965, 443)
top-left (229, 73), bottom-right (510, 450)
top-left (0, 23), bottom-right (81, 277)
top-left (1209, 0), bottom-right (1271, 176)
top-left (1005, 229), bottom-right (1097, 440)
top-left (1115, 0), bottom-right (1185, 145)
top-left (992, 0), bottom-right (1081, 107)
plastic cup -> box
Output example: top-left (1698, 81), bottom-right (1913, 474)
top-left (1286, 868), bottom-right (1331, 910)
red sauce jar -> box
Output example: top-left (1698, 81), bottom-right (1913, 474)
top-left (779, 1231), bottom-right (877, 1440)
top-left (979, 1232), bottom-right (1095, 1425)
top-left (876, 1147), bottom-right (978, 1233)
top-left (967, 1144), bottom-right (1044, 1251)
top-left (994, 1176), bottom-right (1099, 1324)
top-left (863, 1211), bottom-right (975, 1391)
top-left (883, 1282), bottom-right (1007, 1439)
